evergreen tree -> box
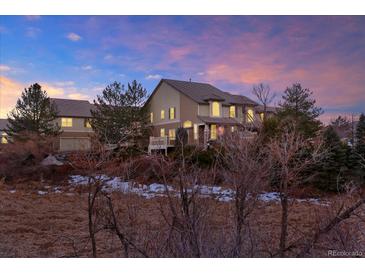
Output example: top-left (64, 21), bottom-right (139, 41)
top-left (278, 83), bottom-right (323, 138)
top-left (91, 80), bottom-right (150, 145)
top-left (5, 83), bottom-right (60, 140)
top-left (355, 114), bottom-right (365, 156)
top-left (314, 126), bottom-right (348, 192)
top-left (354, 113), bottom-right (365, 179)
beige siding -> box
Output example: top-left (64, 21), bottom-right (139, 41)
top-left (55, 117), bottom-right (93, 133)
top-left (179, 93), bottom-right (200, 125)
top-left (222, 106), bottom-right (230, 117)
top-left (148, 82), bottom-right (181, 125)
top-left (60, 137), bottom-right (91, 151)
top-left (198, 104), bottom-right (209, 116)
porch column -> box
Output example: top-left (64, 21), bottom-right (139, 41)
top-left (204, 124), bottom-right (209, 149)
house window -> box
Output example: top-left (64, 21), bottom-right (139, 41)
top-left (218, 126), bottom-right (224, 136)
top-left (84, 119), bottom-right (92, 128)
top-left (193, 124), bottom-right (198, 140)
top-left (210, 124), bottom-right (217, 140)
top-left (183, 120), bottom-right (192, 128)
top-left (160, 128), bottom-right (165, 137)
top-left (229, 105), bottom-right (236, 118)
top-left (169, 107), bottom-right (175, 120)
top-left (260, 112), bottom-right (264, 121)
top-left (246, 108), bottom-right (254, 123)
top-left (61, 117), bottom-right (73, 127)
top-left (168, 129), bottom-right (176, 140)
top-left (1, 133), bottom-right (8, 144)
top-left (231, 126), bottom-right (235, 133)
top-left (150, 112), bottom-right (154, 123)
top-left (161, 110), bottom-right (165, 120)
top-left (212, 101), bottom-right (220, 117)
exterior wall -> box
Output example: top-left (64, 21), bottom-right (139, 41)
top-left (149, 82), bottom-right (181, 125)
top-left (53, 117), bottom-right (93, 151)
top-left (179, 93), bottom-right (200, 125)
top-left (222, 106), bottom-right (230, 117)
top-left (54, 117), bottom-right (93, 133)
top-left (198, 104), bottom-right (209, 116)
top-left (54, 131), bottom-right (93, 151)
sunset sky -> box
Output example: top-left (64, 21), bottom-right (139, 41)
top-left (0, 16), bottom-right (364, 122)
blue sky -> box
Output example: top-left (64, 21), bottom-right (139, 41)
top-left (1, 16), bottom-right (365, 122)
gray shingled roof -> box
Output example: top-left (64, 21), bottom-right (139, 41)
top-left (163, 79), bottom-right (258, 106)
top-left (0, 119), bottom-right (8, 130)
top-left (197, 116), bottom-right (242, 125)
top-left (51, 98), bottom-right (95, 118)
top-left (255, 105), bottom-right (279, 113)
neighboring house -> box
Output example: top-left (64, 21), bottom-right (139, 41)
top-left (1, 98), bottom-right (95, 151)
top-left (146, 79), bottom-right (276, 152)
top-left (51, 98), bottom-right (95, 151)
top-left (0, 119), bottom-right (9, 145)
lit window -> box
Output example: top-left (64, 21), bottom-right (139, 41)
top-left (210, 124), bottom-right (217, 140)
top-left (212, 101), bottom-right (220, 117)
top-left (229, 105), bottom-right (236, 118)
top-left (193, 124), bottom-right (198, 140)
top-left (1, 133), bottom-right (8, 144)
top-left (161, 110), bottom-right (165, 120)
top-left (61, 117), bottom-right (73, 127)
top-left (231, 126), bottom-right (235, 133)
top-left (260, 112), bottom-right (264, 121)
top-left (183, 120), bottom-right (192, 128)
top-left (169, 107), bottom-right (175, 120)
top-left (247, 108), bottom-right (254, 123)
top-left (150, 112), bottom-right (154, 123)
top-left (84, 119), bottom-right (92, 128)
top-left (168, 129), bottom-right (176, 140)
top-left (160, 128), bottom-right (165, 137)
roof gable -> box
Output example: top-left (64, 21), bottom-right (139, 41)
top-left (149, 79), bottom-right (258, 107)
top-left (51, 98), bottom-right (95, 118)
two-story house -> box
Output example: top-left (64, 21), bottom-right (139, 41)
top-left (51, 98), bottom-right (95, 151)
top-left (146, 79), bottom-right (276, 152)
top-left (0, 98), bottom-right (95, 152)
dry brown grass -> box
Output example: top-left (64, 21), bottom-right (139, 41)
top-left (2, 181), bottom-right (363, 258)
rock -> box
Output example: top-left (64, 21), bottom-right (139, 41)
top-left (41, 155), bottom-right (63, 166)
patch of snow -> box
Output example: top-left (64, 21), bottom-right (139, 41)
top-left (148, 183), bottom-right (173, 193)
top-left (38, 191), bottom-right (47, 195)
top-left (258, 192), bottom-right (281, 202)
top-left (41, 155), bottom-right (63, 166)
top-left (67, 174), bottom-right (327, 205)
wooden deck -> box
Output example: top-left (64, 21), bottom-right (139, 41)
top-left (148, 136), bottom-right (174, 156)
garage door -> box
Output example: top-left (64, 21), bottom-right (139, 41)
top-left (60, 137), bottom-right (91, 151)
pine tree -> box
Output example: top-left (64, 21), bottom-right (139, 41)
top-left (5, 83), bottom-right (60, 140)
top-left (354, 113), bottom-right (365, 179)
top-left (91, 80), bottom-right (150, 145)
top-left (278, 83), bottom-right (323, 138)
top-left (314, 126), bottom-right (348, 192)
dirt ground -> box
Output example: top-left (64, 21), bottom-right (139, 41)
top-left (0, 180), bottom-right (364, 258)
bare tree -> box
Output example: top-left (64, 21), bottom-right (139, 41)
top-left (268, 129), bottom-right (324, 257)
top-left (221, 130), bottom-right (271, 257)
top-left (252, 83), bottom-right (275, 122)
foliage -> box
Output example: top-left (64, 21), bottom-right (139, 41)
top-left (354, 113), bottom-right (365, 180)
top-left (91, 80), bottom-right (150, 146)
top-left (5, 83), bottom-right (61, 140)
top-left (277, 83), bottom-right (323, 138)
top-left (312, 126), bottom-right (348, 192)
